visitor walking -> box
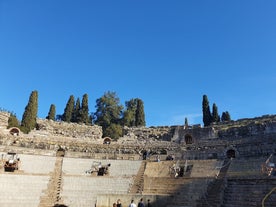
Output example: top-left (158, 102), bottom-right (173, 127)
top-left (117, 199), bottom-right (122, 207)
top-left (138, 198), bottom-right (145, 207)
top-left (129, 199), bottom-right (136, 207)
top-left (147, 199), bottom-right (151, 207)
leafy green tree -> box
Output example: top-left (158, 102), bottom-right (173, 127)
top-left (135, 99), bottom-right (145, 126)
top-left (46, 104), bottom-right (56, 121)
top-left (105, 123), bottom-right (123, 140)
top-left (221, 111), bottom-right (231, 122)
top-left (62, 95), bottom-right (75, 122)
top-left (123, 98), bottom-right (146, 127)
top-left (7, 113), bottom-right (19, 128)
top-left (123, 99), bottom-right (137, 126)
top-left (72, 98), bottom-right (81, 123)
top-left (202, 94), bottom-right (212, 127)
top-left (94, 91), bottom-right (123, 138)
top-left (212, 103), bottom-right (220, 123)
top-left (21, 90), bottom-right (38, 133)
top-left (79, 93), bottom-right (90, 124)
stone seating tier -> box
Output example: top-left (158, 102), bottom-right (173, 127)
top-left (62, 157), bottom-right (142, 177)
top-left (0, 174), bottom-right (49, 207)
top-left (61, 176), bottom-right (132, 207)
top-left (222, 178), bottom-right (276, 207)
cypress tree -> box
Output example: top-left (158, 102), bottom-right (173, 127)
top-left (62, 95), bottom-right (75, 122)
top-left (135, 99), bottom-right (146, 126)
top-left (21, 90), bottom-right (38, 133)
top-left (212, 103), bottom-right (219, 123)
top-left (202, 94), bottom-right (212, 127)
top-left (185, 117), bottom-right (188, 128)
top-left (72, 98), bottom-right (81, 123)
top-left (221, 111), bottom-right (231, 122)
top-left (79, 93), bottom-right (90, 124)
top-left (46, 104), bottom-right (56, 121)
top-left (123, 99), bottom-right (137, 127)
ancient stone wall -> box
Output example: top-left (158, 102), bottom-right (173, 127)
top-left (34, 118), bottom-right (102, 140)
top-left (0, 111), bottom-right (9, 129)
top-left (122, 126), bottom-right (175, 141)
top-left (1, 111), bottom-right (276, 160)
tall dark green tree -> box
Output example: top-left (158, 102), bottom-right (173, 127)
top-left (72, 98), bottom-right (81, 123)
top-left (185, 117), bottom-right (189, 128)
top-left (79, 93), bottom-right (90, 124)
top-left (123, 98), bottom-right (146, 127)
top-left (135, 99), bottom-right (146, 126)
top-left (21, 90), bottom-right (38, 133)
top-left (46, 104), bottom-right (56, 121)
top-left (94, 91), bottom-right (123, 139)
top-left (221, 111), bottom-right (231, 122)
top-left (62, 95), bottom-right (75, 122)
top-left (202, 94), bottom-right (212, 127)
top-left (212, 103), bottom-right (220, 123)
top-left (123, 99), bottom-right (137, 127)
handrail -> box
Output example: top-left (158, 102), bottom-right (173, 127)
top-left (262, 187), bottom-right (276, 207)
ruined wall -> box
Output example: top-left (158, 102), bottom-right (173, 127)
top-left (34, 118), bottom-right (102, 140)
top-left (123, 126), bottom-right (175, 141)
top-left (1, 111), bottom-right (276, 160)
top-left (178, 115), bottom-right (276, 159)
top-left (0, 111), bottom-right (9, 129)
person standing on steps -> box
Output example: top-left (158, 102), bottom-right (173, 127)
top-left (117, 199), bottom-right (122, 207)
top-left (129, 199), bottom-right (136, 207)
top-left (147, 199), bottom-right (151, 207)
top-left (138, 198), bottom-right (144, 207)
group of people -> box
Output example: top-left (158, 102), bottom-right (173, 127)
top-left (113, 198), bottom-right (150, 207)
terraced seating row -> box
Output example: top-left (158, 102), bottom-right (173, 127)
top-left (190, 159), bottom-right (223, 177)
top-left (0, 174), bottom-right (49, 207)
top-left (19, 154), bottom-right (56, 174)
top-left (62, 157), bottom-right (142, 177)
top-left (61, 176), bottom-right (132, 207)
top-left (226, 157), bottom-right (266, 177)
top-left (222, 178), bottom-right (276, 207)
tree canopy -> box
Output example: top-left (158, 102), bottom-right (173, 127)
top-left (46, 104), bottom-right (56, 121)
top-left (62, 95), bottom-right (75, 122)
top-left (202, 95), bottom-right (212, 127)
top-left (7, 113), bottom-right (19, 128)
top-left (212, 103), bottom-right (220, 123)
top-left (93, 91), bottom-right (124, 139)
top-left (123, 98), bottom-right (146, 127)
top-left (21, 90), bottom-right (38, 133)
top-left (79, 93), bottom-right (90, 124)
top-left (221, 111), bottom-right (231, 122)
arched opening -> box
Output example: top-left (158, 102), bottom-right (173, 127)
top-left (56, 148), bottom-right (65, 157)
top-left (226, 149), bottom-right (236, 158)
top-left (185, 134), bottom-right (193, 144)
top-left (9, 127), bottom-right (20, 136)
top-left (103, 137), bottom-right (112, 144)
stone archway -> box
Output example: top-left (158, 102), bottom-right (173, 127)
top-left (185, 134), bottom-right (193, 144)
top-left (56, 148), bottom-right (65, 157)
top-left (103, 137), bottom-right (112, 144)
top-left (9, 127), bottom-right (20, 136)
top-left (226, 149), bottom-right (236, 158)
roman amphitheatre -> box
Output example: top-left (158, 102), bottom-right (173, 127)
top-left (0, 111), bottom-right (276, 207)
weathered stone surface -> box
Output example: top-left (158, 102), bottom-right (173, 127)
top-left (34, 118), bottom-right (102, 140)
top-left (0, 111), bottom-right (9, 129)
top-left (1, 112), bottom-right (276, 160)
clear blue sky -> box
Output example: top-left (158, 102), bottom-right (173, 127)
top-left (0, 1), bottom-right (275, 127)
